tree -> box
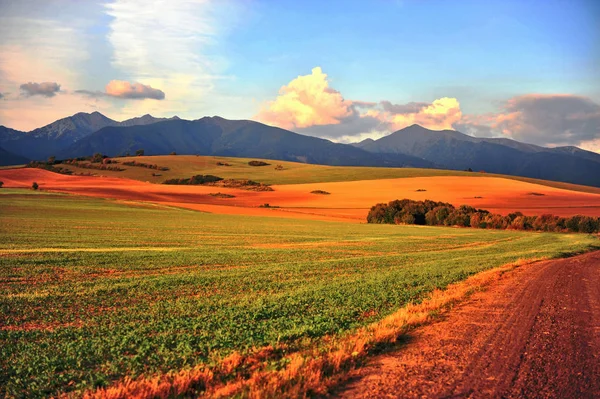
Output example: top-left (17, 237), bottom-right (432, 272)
top-left (91, 153), bottom-right (103, 163)
top-left (135, 149), bottom-right (145, 156)
top-left (47, 156), bottom-right (56, 165)
top-left (32, 182), bottom-right (39, 190)
top-left (170, 151), bottom-right (177, 155)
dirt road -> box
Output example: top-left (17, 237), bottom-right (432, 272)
top-left (335, 251), bottom-right (600, 399)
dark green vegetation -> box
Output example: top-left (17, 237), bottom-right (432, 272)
top-left (368, 199), bottom-right (600, 233)
top-left (310, 190), bottom-right (331, 195)
top-left (121, 160), bottom-right (169, 171)
top-left (1, 191), bottom-right (597, 398)
top-left (248, 160), bottom-right (270, 167)
top-left (162, 174), bottom-right (223, 185)
top-left (208, 192), bottom-right (236, 198)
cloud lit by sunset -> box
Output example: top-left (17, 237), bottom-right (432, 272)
top-left (255, 67), bottom-right (353, 129)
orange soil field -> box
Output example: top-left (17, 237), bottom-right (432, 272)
top-left (2, 168), bottom-right (600, 223)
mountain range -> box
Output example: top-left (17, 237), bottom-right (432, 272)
top-left (1, 112), bottom-right (599, 187)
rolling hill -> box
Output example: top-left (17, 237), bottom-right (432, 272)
top-left (2, 113), bottom-right (600, 187)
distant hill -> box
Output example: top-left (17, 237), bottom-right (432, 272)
top-left (2, 113), bottom-right (600, 187)
top-left (0, 146), bottom-right (29, 166)
top-left (0, 112), bottom-right (180, 161)
top-left (60, 116), bottom-right (434, 168)
top-left (356, 124), bottom-right (600, 187)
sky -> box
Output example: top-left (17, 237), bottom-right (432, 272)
top-left (0, 0), bottom-right (599, 151)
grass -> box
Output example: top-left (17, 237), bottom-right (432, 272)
top-left (52, 155), bottom-right (600, 194)
top-left (0, 190), bottom-right (598, 398)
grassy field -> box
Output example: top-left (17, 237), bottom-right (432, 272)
top-left (53, 155), bottom-right (600, 194)
top-left (1, 190), bottom-right (598, 398)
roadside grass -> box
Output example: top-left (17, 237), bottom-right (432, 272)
top-left (52, 155), bottom-right (600, 194)
top-left (1, 190), bottom-right (597, 398)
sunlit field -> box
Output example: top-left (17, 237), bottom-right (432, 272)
top-left (1, 190), bottom-right (597, 398)
top-left (41, 154), bottom-right (600, 194)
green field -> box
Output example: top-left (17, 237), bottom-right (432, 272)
top-left (52, 154), bottom-right (600, 194)
top-left (0, 190), bottom-right (598, 398)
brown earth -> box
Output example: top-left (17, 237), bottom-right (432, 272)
top-left (2, 168), bottom-right (600, 223)
top-left (334, 251), bottom-right (600, 399)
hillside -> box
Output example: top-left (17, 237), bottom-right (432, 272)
top-left (0, 146), bottom-right (28, 166)
top-left (50, 154), bottom-right (600, 194)
top-left (59, 117), bottom-right (433, 168)
top-left (3, 113), bottom-right (600, 187)
top-left (0, 112), bottom-right (181, 161)
top-left (356, 125), bottom-right (600, 187)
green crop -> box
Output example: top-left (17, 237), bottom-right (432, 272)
top-left (0, 190), bottom-right (597, 398)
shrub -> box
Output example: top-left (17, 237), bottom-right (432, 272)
top-left (209, 192), bottom-right (235, 198)
top-left (578, 216), bottom-right (598, 234)
top-left (32, 182), bottom-right (39, 190)
top-left (259, 203), bottom-right (279, 208)
top-left (366, 198), bottom-right (599, 234)
top-left (135, 149), bottom-right (145, 156)
top-left (248, 160), bottom-right (270, 167)
top-left (274, 164), bottom-right (284, 170)
top-left (310, 190), bottom-right (330, 195)
top-left (91, 153), bottom-right (104, 163)
top-left (170, 151), bottom-right (177, 155)
top-left (0, 181), bottom-right (3, 188)
top-left (163, 175), bottom-right (223, 185)
top-left (122, 161), bottom-right (169, 171)
top-left (216, 162), bottom-right (231, 166)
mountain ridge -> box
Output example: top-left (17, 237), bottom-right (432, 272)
top-left (1, 113), bottom-right (599, 187)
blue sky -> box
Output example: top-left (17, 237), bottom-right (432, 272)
top-left (0, 0), bottom-right (599, 150)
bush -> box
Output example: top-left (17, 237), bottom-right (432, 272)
top-left (135, 149), bottom-right (145, 156)
top-left (32, 182), bottom-right (39, 190)
top-left (122, 161), bottom-right (169, 171)
top-left (209, 192), bottom-right (235, 198)
top-left (248, 160), bottom-right (270, 167)
top-left (366, 198), bottom-right (599, 234)
top-left (91, 153), bottom-right (104, 163)
top-left (310, 190), bottom-right (330, 195)
top-left (0, 181), bottom-right (3, 188)
top-left (163, 175), bottom-right (223, 185)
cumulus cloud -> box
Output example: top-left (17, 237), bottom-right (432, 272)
top-left (255, 67), bottom-right (600, 151)
top-left (255, 67), bottom-right (353, 129)
top-left (19, 82), bottom-right (61, 97)
top-left (457, 94), bottom-right (600, 147)
top-left (256, 66), bottom-right (463, 141)
top-left (368, 97), bottom-right (463, 131)
top-left (105, 80), bottom-right (165, 100)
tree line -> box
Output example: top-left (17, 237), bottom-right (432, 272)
top-left (367, 199), bottom-right (600, 234)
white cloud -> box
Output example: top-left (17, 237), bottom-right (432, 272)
top-left (104, 0), bottom-right (241, 118)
